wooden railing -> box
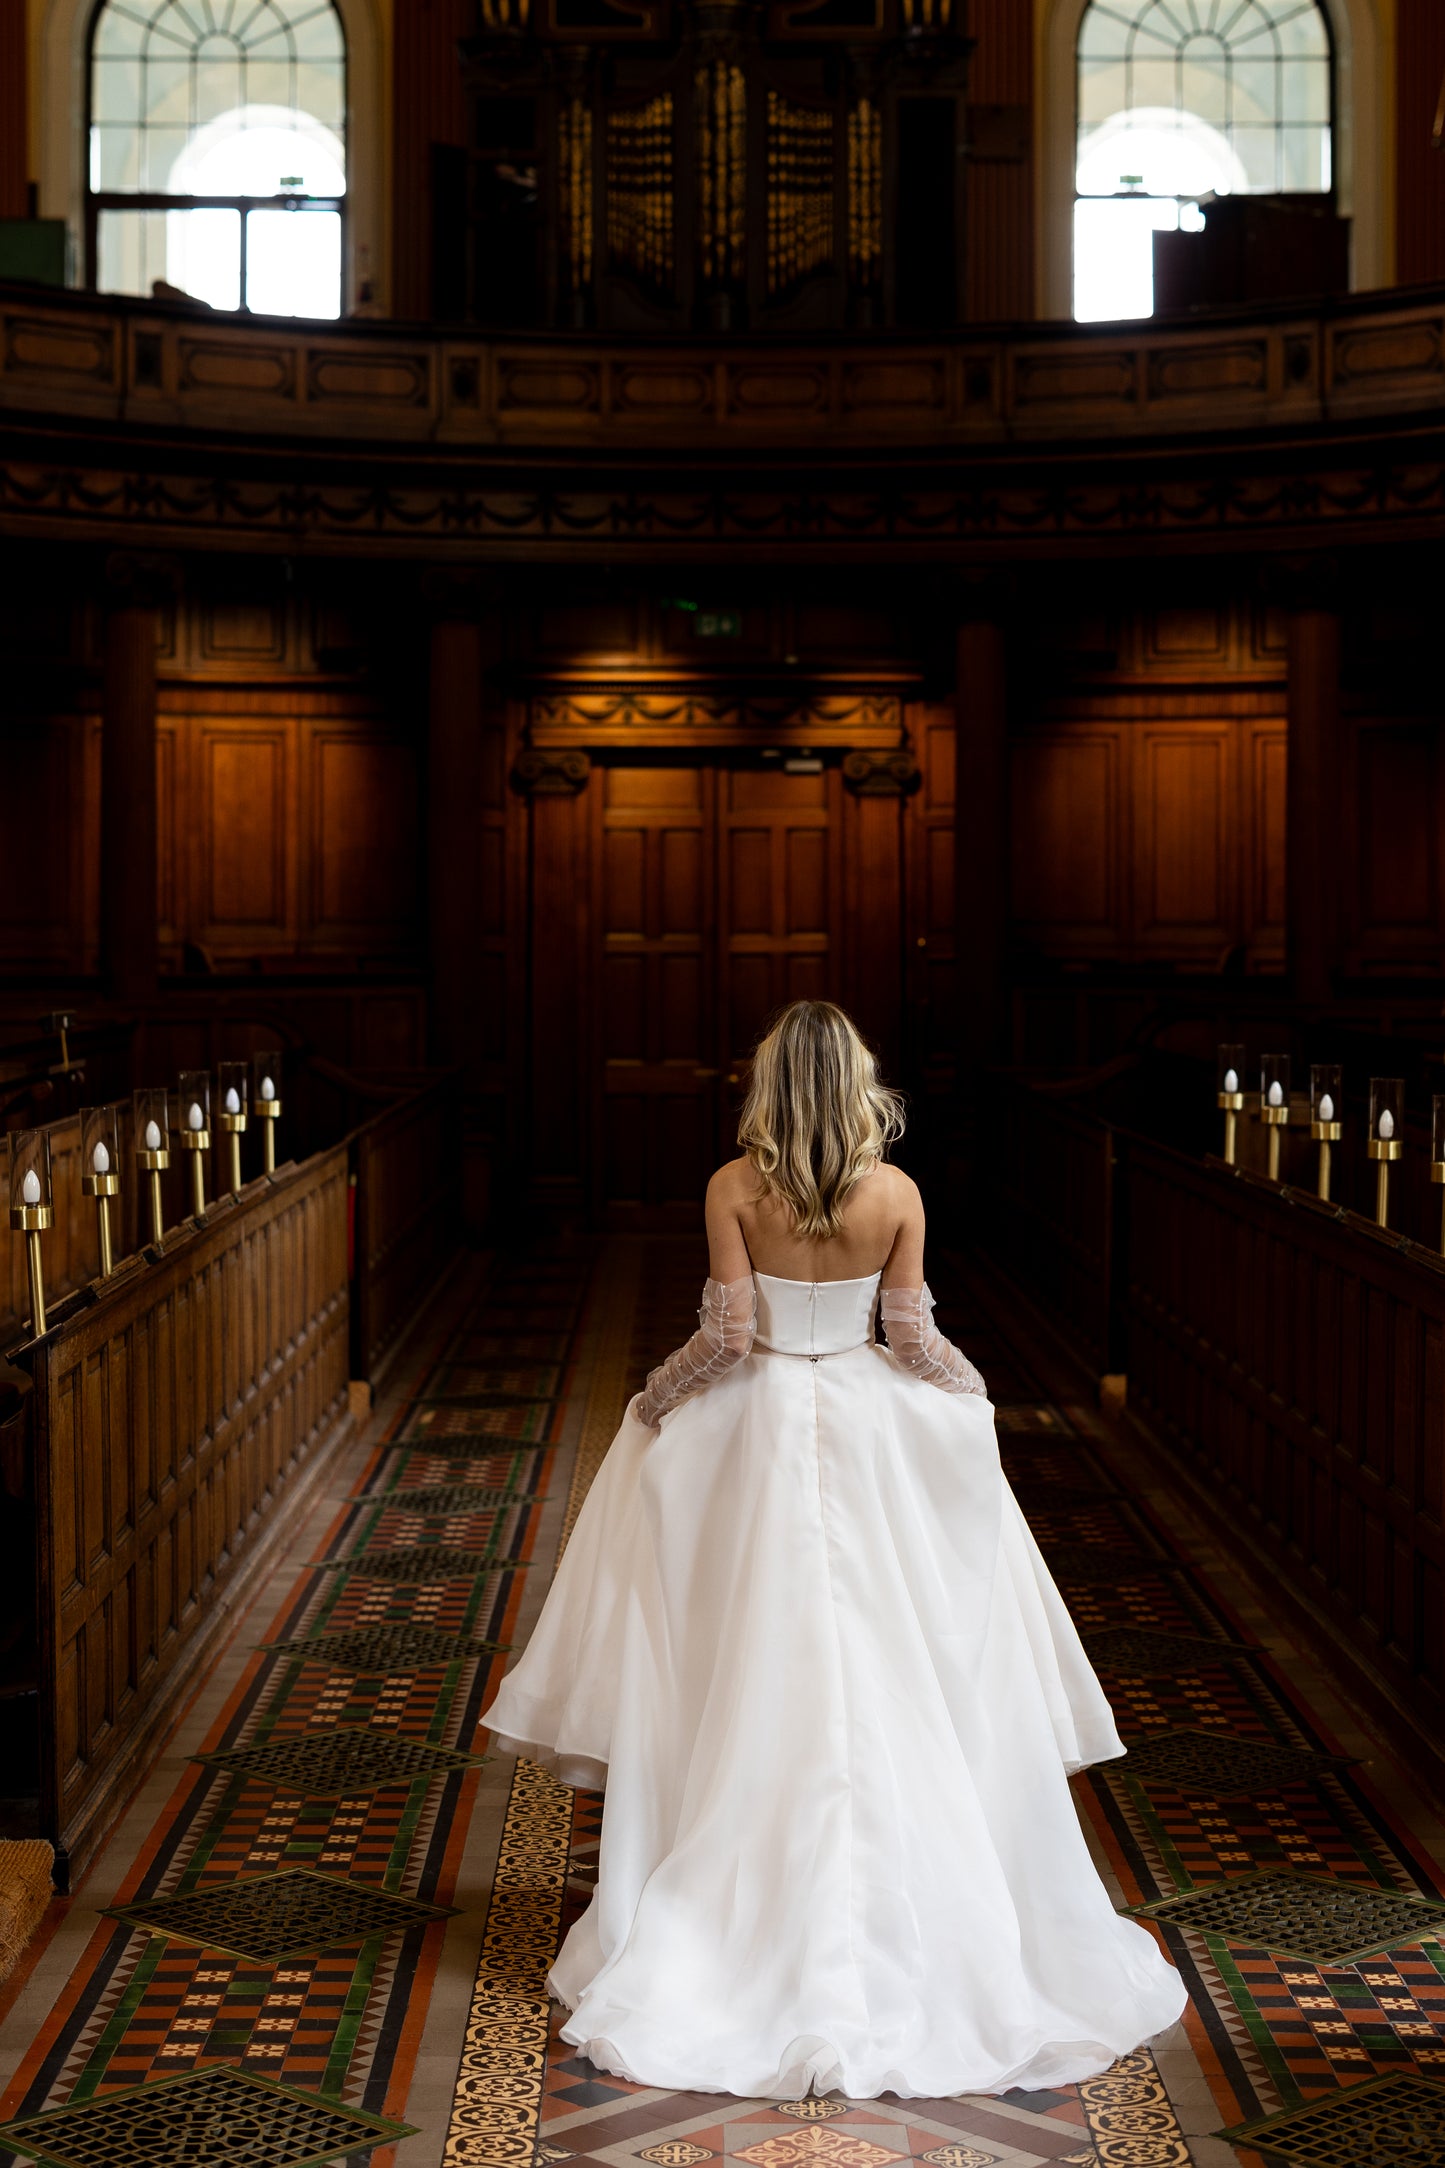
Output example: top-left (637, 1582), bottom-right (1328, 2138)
top-left (23, 1148), bottom-right (350, 1883)
top-left (4, 279), bottom-right (1445, 451)
top-left (984, 1076), bottom-right (1445, 1779)
top-left (0, 1061), bottom-right (459, 1879)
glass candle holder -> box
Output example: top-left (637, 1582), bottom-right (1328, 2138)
top-left (253, 1044), bottom-right (283, 1170)
top-left (1310, 1063), bottom-right (1342, 1201)
top-left (1432, 1095), bottom-right (1445, 1256)
top-left (1260, 1052), bottom-right (1291, 1181)
top-left (8, 1129), bottom-right (53, 1337)
top-left (1367, 1076), bottom-right (1405, 1229)
top-left (134, 1087), bottom-right (170, 1246)
top-left (80, 1105), bottom-right (122, 1276)
top-left (1216, 1043), bottom-right (1245, 1164)
top-left (177, 1070), bottom-right (212, 1219)
top-left (217, 1061), bottom-right (249, 1197)
top-left (252, 1049), bottom-right (283, 1173)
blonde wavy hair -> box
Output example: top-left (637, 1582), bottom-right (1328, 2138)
top-left (737, 1002), bottom-right (904, 1240)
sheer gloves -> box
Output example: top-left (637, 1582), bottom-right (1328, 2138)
top-left (632, 1275), bottom-right (758, 1429)
top-left (880, 1284), bottom-right (988, 1397)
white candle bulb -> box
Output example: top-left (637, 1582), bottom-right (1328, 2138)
top-left (1379, 1108), bottom-right (1395, 1140)
top-left (92, 1141), bottom-right (110, 1175)
top-left (21, 1170), bottom-right (40, 1206)
top-left (260, 1075), bottom-right (275, 1102)
top-left (1267, 1080), bottom-right (1283, 1107)
top-left (1223, 1068), bottom-right (1238, 1093)
top-left (1319, 1093), bottom-right (1334, 1122)
top-left (188, 1101), bottom-right (204, 1132)
top-left (224, 1087), bottom-right (241, 1114)
top-left (144, 1119), bottom-right (161, 1151)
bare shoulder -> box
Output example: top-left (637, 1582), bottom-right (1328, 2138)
top-left (707, 1156), bottom-right (754, 1202)
top-left (871, 1163), bottom-right (922, 1212)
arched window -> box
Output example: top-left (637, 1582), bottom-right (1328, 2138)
top-left (1074, 0), bottom-right (1332, 321)
top-left (87, 0), bottom-right (346, 318)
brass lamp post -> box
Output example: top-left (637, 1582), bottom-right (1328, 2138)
top-left (1367, 1077), bottom-right (1404, 1229)
top-left (79, 1105), bottom-right (121, 1277)
top-left (1260, 1052), bottom-right (1290, 1183)
top-left (253, 1049), bottom-right (283, 1174)
top-left (1310, 1064), bottom-right (1342, 1203)
top-left (177, 1070), bottom-right (212, 1220)
top-left (217, 1061), bottom-right (249, 1197)
top-left (1216, 1043), bottom-right (1245, 1165)
top-left (134, 1086), bottom-right (171, 1246)
top-left (7, 1131), bottom-right (52, 1338)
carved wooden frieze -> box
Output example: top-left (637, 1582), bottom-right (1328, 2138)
top-left (841, 747), bottom-right (920, 794)
top-left (527, 690), bottom-right (904, 746)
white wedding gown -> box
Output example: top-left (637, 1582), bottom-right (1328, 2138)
top-left (482, 1270), bottom-right (1186, 2099)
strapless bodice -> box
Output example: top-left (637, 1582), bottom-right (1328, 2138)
top-left (751, 1270), bottom-right (881, 1357)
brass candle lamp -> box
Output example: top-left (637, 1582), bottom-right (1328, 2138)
top-left (1216, 1043), bottom-right (1245, 1165)
top-left (1310, 1063), bottom-right (1343, 1203)
top-left (1432, 1095), bottom-right (1445, 1256)
top-left (253, 1049), bottom-right (283, 1174)
top-left (1260, 1052), bottom-right (1291, 1182)
top-left (217, 1061), bottom-right (249, 1197)
top-left (79, 1105), bottom-right (121, 1277)
top-left (177, 1070), bottom-right (212, 1220)
top-left (7, 1130), bottom-right (53, 1338)
top-left (134, 1086), bottom-right (171, 1246)
top-left (1367, 1076), bottom-right (1404, 1229)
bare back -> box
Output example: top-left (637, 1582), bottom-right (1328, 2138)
top-left (705, 1156), bottom-right (925, 1289)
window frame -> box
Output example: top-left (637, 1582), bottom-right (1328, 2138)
top-left (81, 0), bottom-right (350, 315)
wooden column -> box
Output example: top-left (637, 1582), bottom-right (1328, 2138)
top-left (954, 612), bottom-right (1010, 1074)
top-left (100, 592), bottom-right (159, 1001)
top-left (1285, 603), bottom-right (1342, 1007)
top-left (427, 615), bottom-right (484, 1069)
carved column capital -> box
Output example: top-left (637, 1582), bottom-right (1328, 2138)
top-left (102, 550), bottom-right (180, 612)
top-left (511, 746), bottom-right (592, 796)
top-left (841, 748), bottom-right (920, 797)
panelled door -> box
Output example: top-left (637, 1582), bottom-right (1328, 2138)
top-left (592, 756), bottom-right (852, 1224)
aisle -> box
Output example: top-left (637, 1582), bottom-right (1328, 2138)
top-left (0, 1237), bottom-right (1443, 2168)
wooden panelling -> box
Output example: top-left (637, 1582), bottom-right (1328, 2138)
top-left (0, 0), bottom-right (25, 221)
top-left (21, 1147), bottom-right (351, 1880)
top-left (903, 704), bottom-right (957, 1096)
top-left (1345, 721), bottom-right (1443, 972)
top-left (1009, 712), bottom-right (1286, 967)
top-left (309, 734), bottom-right (419, 941)
top-left (0, 715), bottom-right (97, 972)
top-left (198, 729), bottom-right (291, 943)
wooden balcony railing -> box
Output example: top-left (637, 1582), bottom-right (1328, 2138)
top-left (3, 279), bottom-right (1445, 452)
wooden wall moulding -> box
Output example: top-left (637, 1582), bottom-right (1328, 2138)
top-left (511, 746), bottom-right (592, 794)
top-left (527, 691), bottom-right (907, 748)
top-left (4, 287), bottom-right (1445, 455)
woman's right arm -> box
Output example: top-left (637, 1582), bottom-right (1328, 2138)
top-left (631, 1165), bottom-right (757, 1427)
top-left (878, 1178), bottom-right (988, 1397)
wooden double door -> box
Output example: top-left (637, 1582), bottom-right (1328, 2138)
top-left (590, 755), bottom-right (903, 1224)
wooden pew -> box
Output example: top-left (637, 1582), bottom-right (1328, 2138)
top-left (13, 1148), bottom-right (351, 1885)
top-left (984, 1075), bottom-right (1445, 1797)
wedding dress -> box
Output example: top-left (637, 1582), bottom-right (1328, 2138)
top-left (482, 1269), bottom-right (1186, 2099)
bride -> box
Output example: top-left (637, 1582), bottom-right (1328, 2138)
top-left (482, 1000), bottom-right (1185, 2100)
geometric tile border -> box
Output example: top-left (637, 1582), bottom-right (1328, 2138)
top-left (0, 2063), bottom-right (416, 2168)
top-left (1120, 1727), bottom-right (1351, 1798)
top-left (1130, 1869), bottom-right (1445, 1968)
top-left (358, 1486), bottom-right (528, 1515)
top-left (312, 1548), bottom-right (531, 1582)
top-left (1085, 1627), bottom-right (1256, 1674)
top-left (265, 1623), bottom-right (509, 1673)
top-left (1221, 2070), bottom-right (1445, 2165)
top-left (106, 1866), bottom-right (455, 1965)
top-left (197, 1725), bottom-right (486, 1798)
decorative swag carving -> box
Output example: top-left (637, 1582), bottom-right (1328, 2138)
top-left (526, 689), bottom-right (906, 745)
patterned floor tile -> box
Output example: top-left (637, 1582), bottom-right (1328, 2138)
top-left (733, 2132), bottom-right (905, 2168)
top-left (1119, 1727), bottom-right (1350, 1798)
top-left (265, 1621), bottom-right (508, 1672)
top-left (105, 1866), bottom-right (453, 1965)
top-left (1084, 1627), bottom-right (1255, 1673)
top-left (1222, 2070), bottom-right (1445, 2163)
top-left (197, 1724), bottom-right (485, 1797)
top-left (314, 1545), bottom-right (530, 1582)
top-left (1035, 1543), bottom-right (1180, 1584)
top-left (1131, 1869), bottom-right (1445, 1967)
top-left (0, 2064), bottom-right (414, 2168)
top-left (356, 1484), bottom-right (527, 1514)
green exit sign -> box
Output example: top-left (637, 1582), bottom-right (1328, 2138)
top-left (695, 610), bottom-right (742, 638)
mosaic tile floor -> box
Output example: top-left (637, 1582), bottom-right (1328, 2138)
top-left (4, 1236), bottom-right (1445, 2168)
